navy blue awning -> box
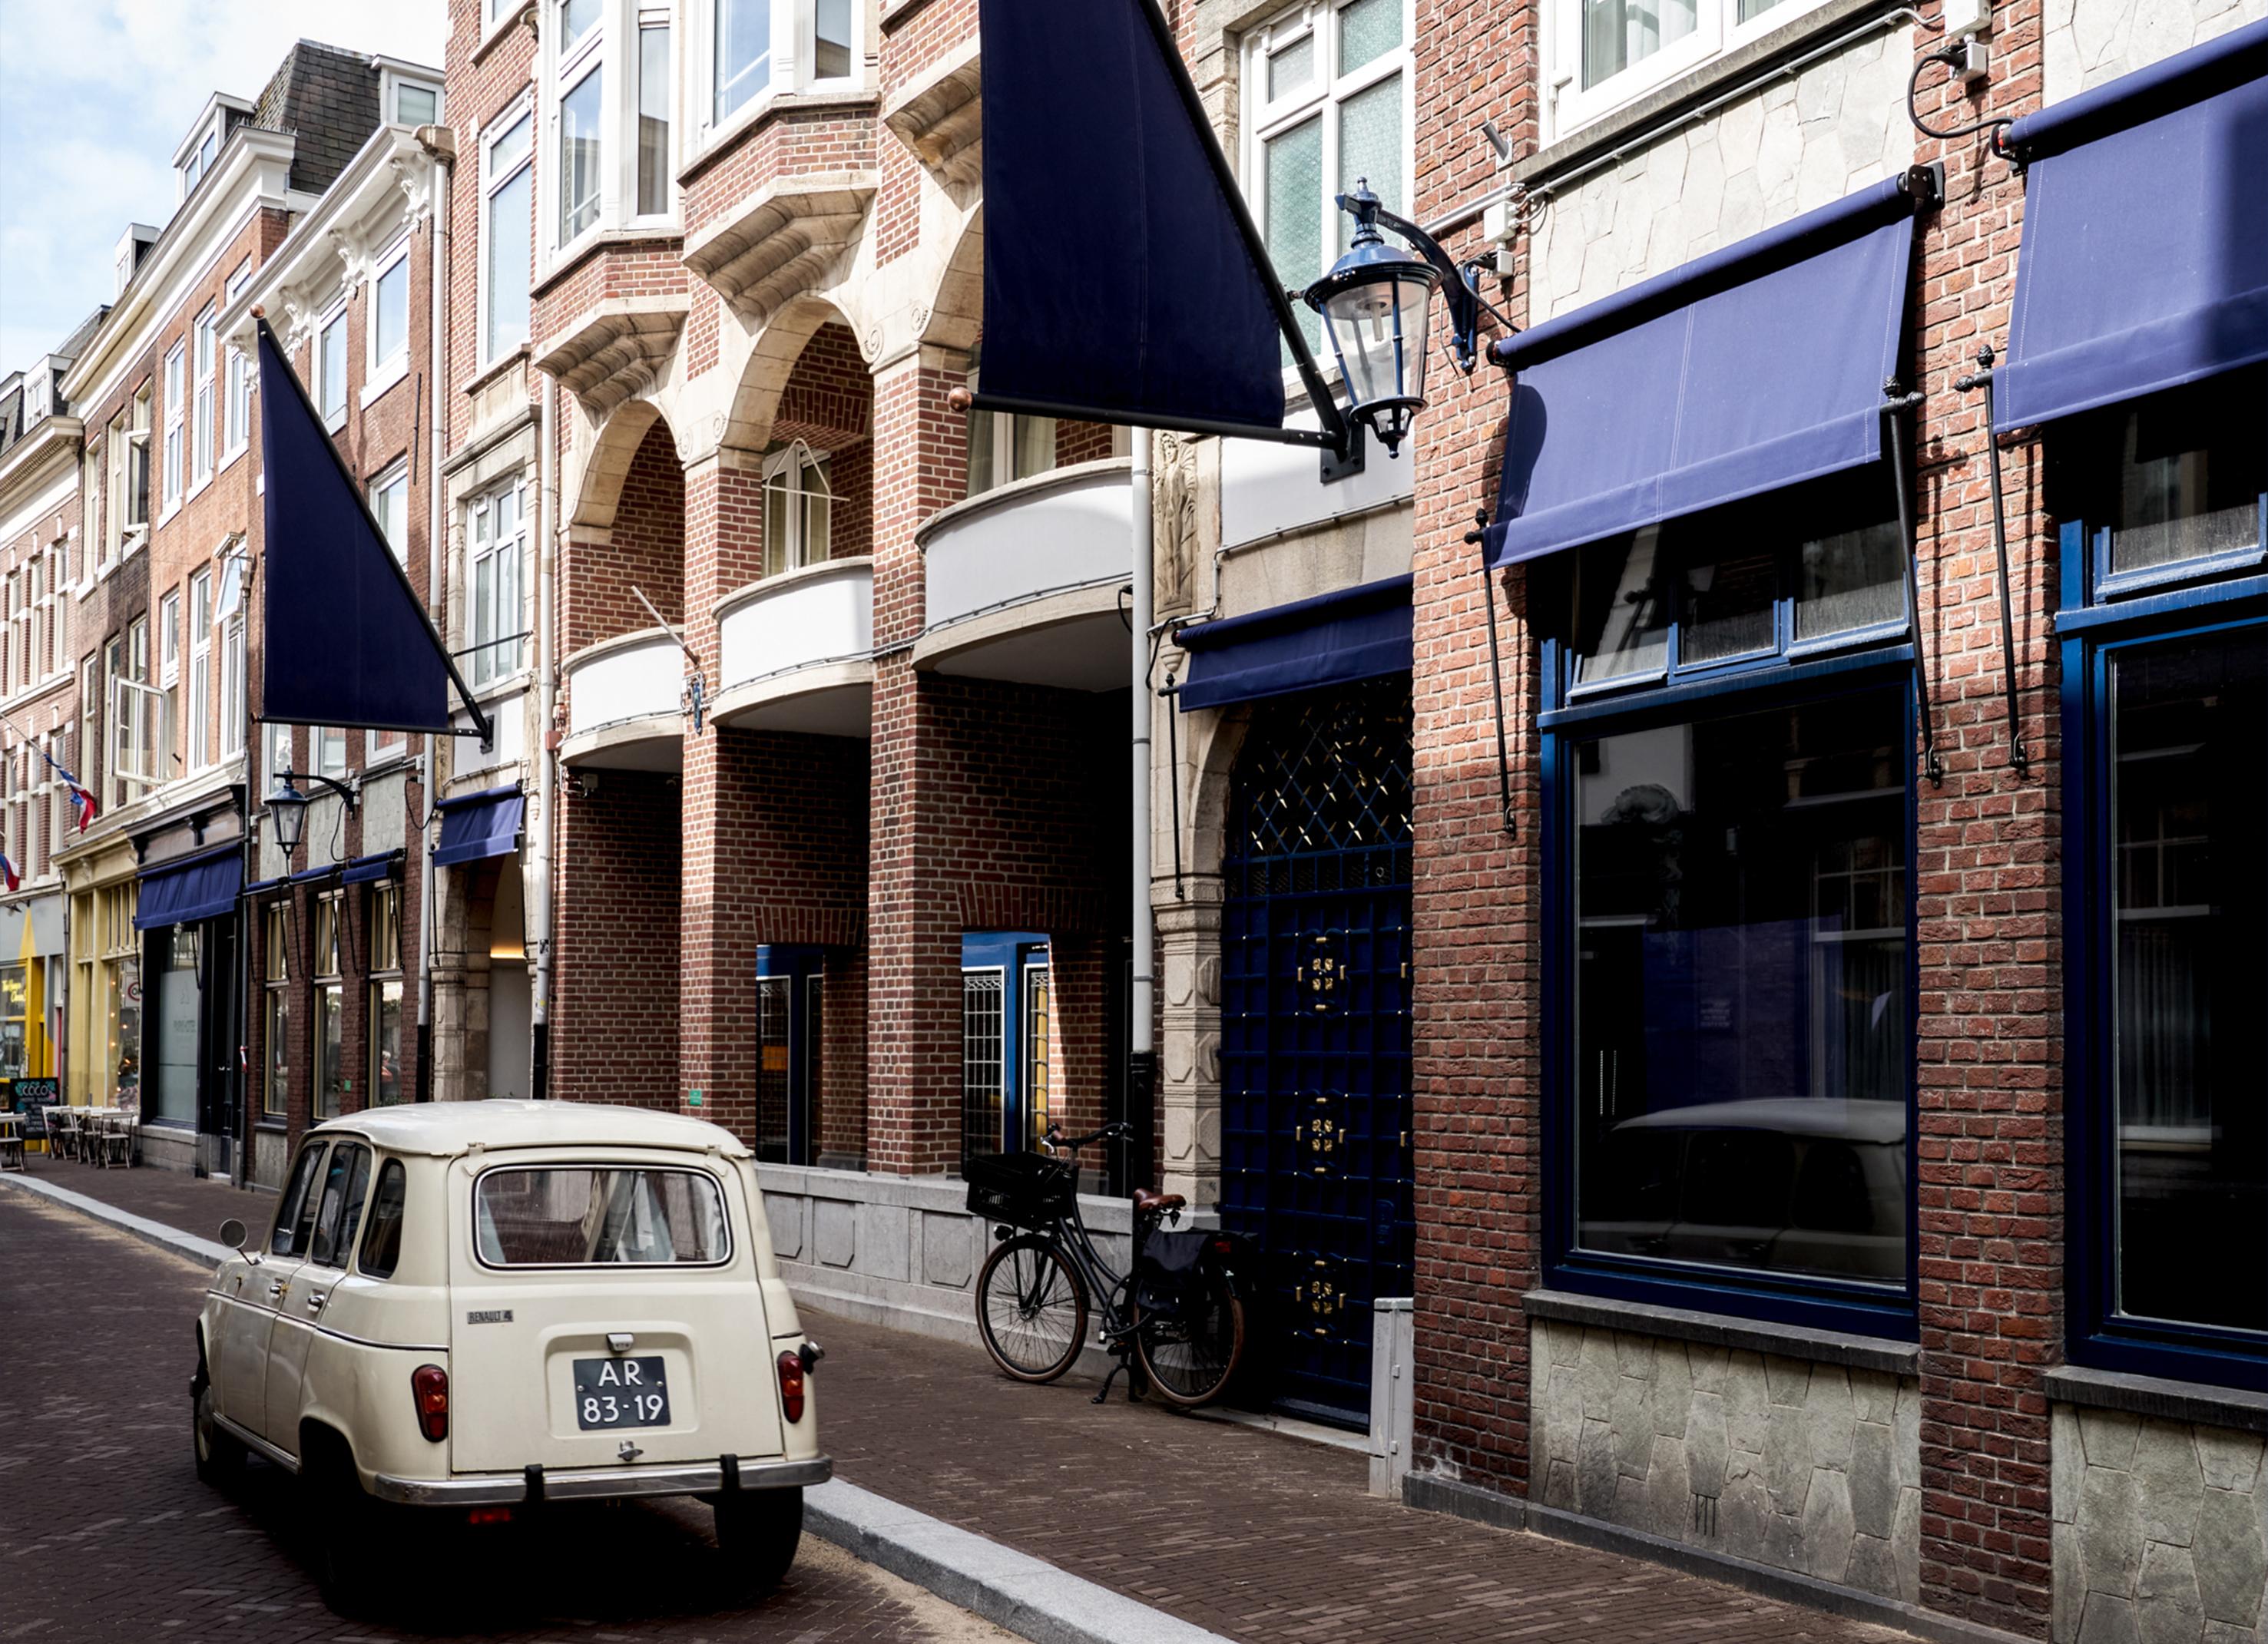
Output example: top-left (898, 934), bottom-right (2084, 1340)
top-left (245, 877), bottom-right (286, 898)
top-left (1485, 176), bottom-right (1925, 567)
top-left (1177, 576), bottom-right (1412, 711)
top-left (257, 319), bottom-right (462, 733)
top-left (977, 0), bottom-right (1287, 436)
top-left (290, 863), bottom-right (341, 885)
top-left (434, 788), bottom-right (524, 868)
top-left (134, 846), bottom-right (243, 930)
top-left (1996, 19), bottom-right (2268, 431)
top-left (342, 852), bottom-right (400, 885)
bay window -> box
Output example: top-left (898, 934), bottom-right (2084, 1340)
top-left (558, 66), bottom-right (605, 245)
top-left (638, 22), bottom-right (671, 217)
top-left (709, 0), bottom-right (862, 134)
top-left (2058, 366), bottom-right (2268, 1389)
top-left (482, 106), bottom-right (535, 361)
top-left (1245, 0), bottom-right (1411, 362)
top-left (1547, 0), bottom-right (1836, 141)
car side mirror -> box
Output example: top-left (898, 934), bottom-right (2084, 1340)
top-left (218, 1218), bottom-right (248, 1252)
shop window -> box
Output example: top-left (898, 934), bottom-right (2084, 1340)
top-left (1541, 469), bottom-right (1916, 1333)
top-left (263, 901), bottom-right (290, 1119)
top-left (149, 925), bottom-right (200, 1126)
top-left (0, 963), bottom-right (26, 1080)
top-left (763, 442), bottom-right (831, 575)
top-left (755, 945), bottom-right (824, 1166)
top-left (961, 933), bottom-right (1054, 1169)
top-left (98, 882), bottom-right (140, 1108)
top-left (367, 882), bottom-right (404, 1106)
top-left (2057, 366), bottom-right (2268, 1391)
top-left (310, 893), bottom-right (345, 1120)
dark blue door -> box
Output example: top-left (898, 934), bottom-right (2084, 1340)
top-left (1220, 676), bottom-right (1413, 1426)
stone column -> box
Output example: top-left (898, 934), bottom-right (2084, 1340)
top-left (1156, 885), bottom-right (1223, 1207)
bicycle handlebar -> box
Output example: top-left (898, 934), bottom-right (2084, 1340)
top-left (1044, 1120), bottom-right (1133, 1153)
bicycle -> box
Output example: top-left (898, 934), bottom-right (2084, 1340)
top-left (966, 1121), bottom-right (1249, 1407)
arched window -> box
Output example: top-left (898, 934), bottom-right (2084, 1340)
top-left (763, 440), bottom-right (832, 577)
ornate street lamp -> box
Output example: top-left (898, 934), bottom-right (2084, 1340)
top-left (264, 769), bottom-right (357, 855)
top-left (1304, 178), bottom-right (1492, 459)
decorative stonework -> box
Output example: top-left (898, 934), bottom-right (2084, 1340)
top-left (2042, 0), bottom-right (2267, 106)
top-left (1526, 27), bottom-right (1916, 323)
top-left (2051, 1405), bottom-right (2268, 1642)
top-left (1531, 1318), bottom-right (1923, 1603)
top-left (1154, 430), bottom-right (1200, 618)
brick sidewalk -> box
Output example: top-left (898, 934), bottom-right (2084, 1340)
top-left (16, 1156), bottom-right (1916, 1642)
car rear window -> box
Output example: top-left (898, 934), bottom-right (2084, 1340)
top-left (473, 1167), bottom-right (730, 1266)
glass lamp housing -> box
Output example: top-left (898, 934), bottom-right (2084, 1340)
top-left (1307, 233), bottom-right (1439, 455)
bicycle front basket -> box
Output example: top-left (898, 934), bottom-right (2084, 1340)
top-left (964, 1150), bottom-right (1074, 1229)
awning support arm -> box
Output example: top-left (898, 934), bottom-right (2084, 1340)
top-left (1952, 346), bottom-right (2031, 776)
top-left (1467, 509), bottom-right (1518, 836)
top-left (1883, 384), bottom-right (1945, 786)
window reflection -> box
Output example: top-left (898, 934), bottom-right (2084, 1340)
top-left (1574, 689), bottom-right (1908, 1285)
top-left (2110, 631), bottom-right (2268, 1333)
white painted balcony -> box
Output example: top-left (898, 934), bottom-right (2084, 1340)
top-left (561, 630), bottom-right (684, 770)
top-left (915, 458), bottom-right (1132, 690)
top-left (713, 557), bottom-right (874, 736)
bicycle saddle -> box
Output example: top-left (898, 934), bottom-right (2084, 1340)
top-left (1131, 1187), bottom-right (1185, 1215)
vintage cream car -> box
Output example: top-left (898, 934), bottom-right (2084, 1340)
top-left (191, 1101), bottom-right (828, 1609)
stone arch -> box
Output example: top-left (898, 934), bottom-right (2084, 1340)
top-left (722, 294), bottom-right (863, 455)
top-left (568, 398), bottom-right (665, 531)
top-left (1180, 695), bottom-right (1255, 885)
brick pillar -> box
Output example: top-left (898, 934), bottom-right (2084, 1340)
top-left (677, 446), bottom-right (769, 1136)
top-left (863, 347), bottom-right (970, 1176)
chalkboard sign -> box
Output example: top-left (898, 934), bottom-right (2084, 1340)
top-left (10, 1078), bottom-right (59, 1140)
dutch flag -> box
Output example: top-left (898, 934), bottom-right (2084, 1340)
top-left (1, 853), bottom-right (20, 893)
top-left (55, 766), bottom-right (95, 833)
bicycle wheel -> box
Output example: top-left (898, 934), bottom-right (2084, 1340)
top-left (975, 1233), bottom-right (1088, 1384)
top-left (1134, 1268), bottom-right (1247, 1407)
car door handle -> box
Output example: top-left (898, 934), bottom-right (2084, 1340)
top-left (267, 1280), bottom-right (286, 1302)
top-left (305, 1288), bottom-right (328, 1315)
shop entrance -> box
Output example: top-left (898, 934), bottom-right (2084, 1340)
top-left (1219, 676), bottom-right (1414, 1427)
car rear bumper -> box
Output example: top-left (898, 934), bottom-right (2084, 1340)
top-left (370, 1453), bottom-right (831, 1507)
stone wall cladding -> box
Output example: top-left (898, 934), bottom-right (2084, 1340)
top-left (1528, 26), bottom-right (1918, 323)
top-left (2041, 0), bottom-right (2268, 103)
top-left (1533, 1319), bottom-right (1926, 1603)
top-left (2051, 1407), bottom-right (2268, 1642)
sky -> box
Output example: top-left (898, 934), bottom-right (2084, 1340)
top-left (0, 0), bottom-right (448, 376)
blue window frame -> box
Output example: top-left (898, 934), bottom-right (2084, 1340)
top-left (2056, 365), bottom-right (2268, 1392)
top-left (755, 944), bottom-right (825, 1166)
top-left (1538, 469), bottom-right (1921, 1338)
top-left (961, 931), bottom-right (1052, 1169)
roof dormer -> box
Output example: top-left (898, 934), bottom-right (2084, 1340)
top-left (174, 92), bottom-right (256, 203)
top-left (369, 55), bottom-right (445, 130)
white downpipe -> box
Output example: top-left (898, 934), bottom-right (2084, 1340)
top-left (531, 373), bottom-right (558, 1089)
top-left (1130, 430), bottom-right (1154, 1067)
top-left (416, 131), bottom-right (452, 1092)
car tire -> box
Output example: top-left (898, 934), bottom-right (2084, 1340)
top-left (308, 1442), bottom-right (390, 1619)
top-left (714, 1486), bottom-right (803, 1599)
top-left (191, 1368), bottom-right (245, 1487)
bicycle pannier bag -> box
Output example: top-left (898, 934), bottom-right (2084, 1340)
top-left (1134, 1228), bottom-right (1209, 1319)
top-left (964, 1150), bottom-right (1074, 1230)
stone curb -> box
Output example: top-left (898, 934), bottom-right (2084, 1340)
top-left (0, 1171), bottom-right (236, 1267)
top-left (2, 1173), bottom-right (1233, 1644)
top-left (806, 1478), bottom-right (1235, 1644)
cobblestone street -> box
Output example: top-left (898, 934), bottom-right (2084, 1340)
top-left (2, 1166), bottom-right (1923, 1644)
top-left (0, 1190), bottom-right (1013, 1644)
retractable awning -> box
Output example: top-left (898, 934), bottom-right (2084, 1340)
top-left (1995, 18), bottom-right (2268, 431)
top-left (433, 788), bottom-right (525, 868)
top-left (341, 851), bottom-right (401, 885)
top-left (1485, 173), bottom-right (1932, 567)
top-left (134, 845), bottom-right (243, 930)
top-left (1176, 575), bottom-right (1412, 711)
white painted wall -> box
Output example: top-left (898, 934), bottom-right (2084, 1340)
top-left (717, 558), bottom-right (874, 690)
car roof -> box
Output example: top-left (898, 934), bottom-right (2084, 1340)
top-left (307, 1100), bottom-right (753, 1160)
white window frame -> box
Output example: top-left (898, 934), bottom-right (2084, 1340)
top-left (316, 726), bottom-right (349, 780)
top-left (364, 239), bottom-right (413, 404)
top-left (481, 97), bottom-right (538, 366)
top-left (161, 343), bottom-right (186, 512)
top-left (763, 440), bottom-right (833, 576)
top-left (188, 568), bottom-right (214, 772)
top-left (223, 260), bottom-right (255, 461)
top-left (317, 305), bottom-right (349, 432)
top-left (1541, 0), bottom-right (1836, 143)
top-left (466, 477), bottom-right (530, 691)
top-left (192, 305), bottom-right (217, 490)
top-left (217, 546), bottom-right (247, 760)
top-left (159, 590), bottom-right (181, 687)
top-left (701, 0), bottom-right (863, 157)
top-left (44, 541), bottom-right (67, 679)
top-left (1240, 0), bottom-right (1414, 384)
top-left (632, 8), bottom-right (674, 223)
top-left (386, 71), bottom-right (443, 129)
top-left (551, 0), bottom-right (609, 256)
top-left (369, 462), bottom-right (411, 563)
top-left (111, 676), bottom-right (167, 798)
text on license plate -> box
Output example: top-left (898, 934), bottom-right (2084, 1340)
top-left (571, 1355), bottom-right (671, 1430)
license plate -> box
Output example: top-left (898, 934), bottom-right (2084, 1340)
top-left (571, 1355), bottom-right (671, 1431)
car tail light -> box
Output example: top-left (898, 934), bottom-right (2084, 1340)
top-left (412, 1364), bottom-right (449, 1442)
top-left (776, 1349), bottom-right (806, 1424)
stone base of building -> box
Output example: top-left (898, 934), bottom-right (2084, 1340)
top-left (137, 1121), bottom-right (196, 1175)
top-left (759, 1162), bottom-right (1135, 1361)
